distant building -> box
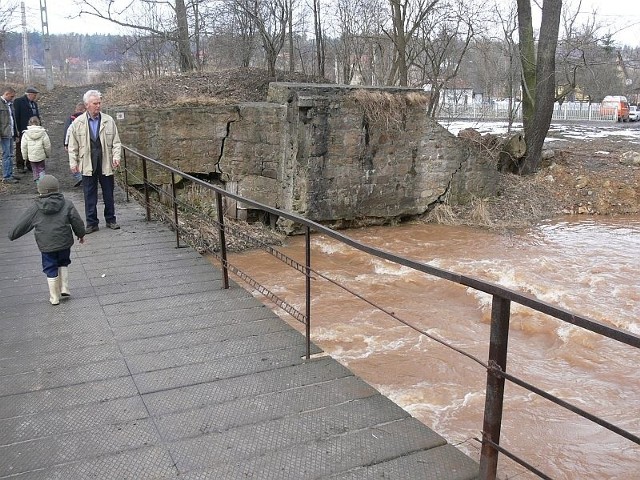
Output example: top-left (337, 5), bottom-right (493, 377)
top-left (29, 58), bottom-right (45, 71)
top-left (424, 83), bottom-right (483, 106)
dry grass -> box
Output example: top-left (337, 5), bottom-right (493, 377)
top-left (469, 196), bottom-right (493, 227)
top-left (106, 68), bottom-right (329, 108)
top-left (419, 170), bottom-right (560, 230)
top-left (349, 89), bottom-right (429, 130)
top-left (124, 182), bottom-right (285, 253)
top-left (424, 203), bottom-right (458, 225)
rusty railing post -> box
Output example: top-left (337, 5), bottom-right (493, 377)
top-left (215, 191), bottom-right (229, 289)
top-left (305, 226), bottom-right (311, 359)
top-left (123, 149), bottom-right (129, 202)
top-left (479, 295), bottom-right (511, 479)
top-left (171, 172), bottom-right (180, 248)
top-left (142, 156), bottom-right (151, 221)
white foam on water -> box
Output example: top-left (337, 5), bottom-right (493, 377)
top-left (370, 258), bottom-right (416, 276)
top-left (312, 237), bottom-right (349, 255)
top-left (387, 385), bottom-right (486, 434)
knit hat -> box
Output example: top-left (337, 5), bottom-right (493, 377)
top-left (37, 175), bottom-right (59, 194)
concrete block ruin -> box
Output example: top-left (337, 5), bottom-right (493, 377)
top-left (113, 83), bottom-right (499, 230)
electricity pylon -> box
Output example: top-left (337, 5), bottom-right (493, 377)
top-left (40, 0), bottom-right (54, 90)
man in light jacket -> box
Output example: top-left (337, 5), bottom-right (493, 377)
top-left (68, 89), bottom-right (122, 233)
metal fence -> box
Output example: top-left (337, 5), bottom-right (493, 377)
top-left (120, 145), bottom-right (640, 480)
top-left (437, 102), bottom-right (618, 122)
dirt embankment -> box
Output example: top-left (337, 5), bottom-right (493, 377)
top-left (445, 133), bottom-right (640, 229)
top-left (2, 71), bottom-right (639, 230)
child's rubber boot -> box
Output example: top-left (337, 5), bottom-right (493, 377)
top-left (59, 267), bottom-right (70, 297)
top-left (47, 277), bottom-right (60, 305)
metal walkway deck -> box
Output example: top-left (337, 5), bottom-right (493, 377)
top-left (0, 191), bottom-right (478, 479)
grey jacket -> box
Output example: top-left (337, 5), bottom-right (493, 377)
top-left (0, 97), bottom-right (16, 139)
top-left (8, 193), bottom-right (86, 253)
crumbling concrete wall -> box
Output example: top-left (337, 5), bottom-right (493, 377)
top-left (113, 83), bottom-right (498, 227)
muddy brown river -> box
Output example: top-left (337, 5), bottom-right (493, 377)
top-left (229, 216), bottom-right (640, 479)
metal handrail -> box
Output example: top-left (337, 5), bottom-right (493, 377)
top-left (120, 145), bottom-right (640, 480)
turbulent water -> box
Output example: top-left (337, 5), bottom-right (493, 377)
top-left (229, 216), bottom-right (640, 479)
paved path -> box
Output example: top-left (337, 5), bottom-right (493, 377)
top-left (0, 191), bottom-right (479, 479)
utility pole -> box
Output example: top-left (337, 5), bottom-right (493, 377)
top-left (40, 0), bottom-right (54, 90)
top-left (21, 2), bottom-right (30, 84)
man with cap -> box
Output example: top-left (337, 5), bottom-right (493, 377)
top-left (8, 175), bottom-right (86, 305)
top-left (14, 86), bottom-right (41, 173)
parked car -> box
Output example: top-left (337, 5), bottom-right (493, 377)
top-left (629, 105), bottom-right (639, 121)
top-left (600, 95), bottom-right (630, 122)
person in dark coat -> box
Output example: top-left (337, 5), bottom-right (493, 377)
top-left (13, 86), bottom-right (41, 173)
top-left (8, 175), bottom-right (85, 305)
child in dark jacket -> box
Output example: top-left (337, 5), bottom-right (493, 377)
top-left (8, 175), bottom-right (86, 305)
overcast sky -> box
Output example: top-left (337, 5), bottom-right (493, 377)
top-left (14, 0), bottom-right (640, 48)
top-left (577, 0), bottom-right (640, 46)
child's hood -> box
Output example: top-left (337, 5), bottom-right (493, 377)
top-left (24, 125), bottom-right (47, 140)
top-left (35, 193), bottom-right (65, 214)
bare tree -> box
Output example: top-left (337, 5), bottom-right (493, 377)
top-left (516, 0), bottom-right (563, 175)
top-left (331, 0), bottom-right (388, 85)
top-left (232, 0), bottom-right (290, 76)
top-left (415, 0), bottom-right (480, 116)
top-left (384, 0), bottom-right (439, 86)
top-left (554, 1), bottom-right (631, 104)
top-left (494, 1), bottom-right (520, 129)
top-left (0, 0), bottom-right (19, 57)
top-left (216, 0), bottom-right (258, 68)
top-left (175, 0), bottom-right (196, 71)
top-left (311, 0), bottom-right (325, 77)
top-left (555, 1), bottom-right (597, 100)
top-left (74, 0), bottom-right (197, 72)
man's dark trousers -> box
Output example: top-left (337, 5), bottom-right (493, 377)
top-left (83, 173), bottom-right (115, 227)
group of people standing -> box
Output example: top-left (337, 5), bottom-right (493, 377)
top-left (1, 86), bottom-right (43, 183)
top-left (5, 86), bottom-right (123, 305)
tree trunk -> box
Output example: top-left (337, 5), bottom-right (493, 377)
top-left (266, 48), bottom-right (278, 76)
top-left (175, 0), bottom-right (197, 72)
top-left (289, 0), bottom-right (294, 73)
top-left (517, 0), bottom-right (536, 135)
top-left (313, 0), bottom-right (325, 77)
top-left (389, 0), bottom-right (409, 86)
top-left (517, 0), bottom-right (562, 174)
top-left (498, 132), bottom-right (527, 172)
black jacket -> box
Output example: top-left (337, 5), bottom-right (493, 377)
top-left (13, 94), bottom-right (40, 135)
